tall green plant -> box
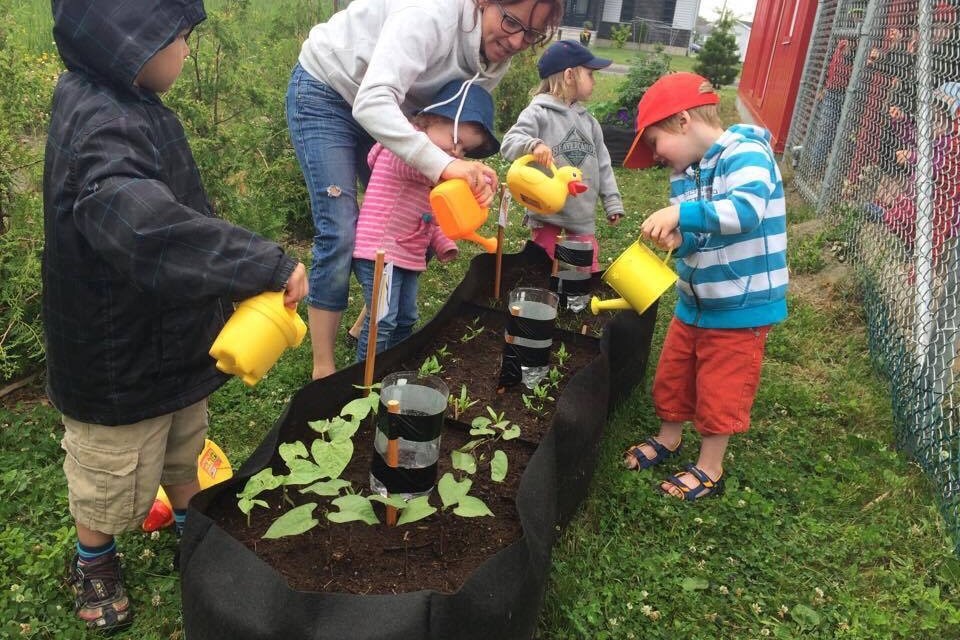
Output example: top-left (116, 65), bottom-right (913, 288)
top-left (493, 48), bottom-right (540, 134)
top-left (693, 11), bottom-right (742, 88)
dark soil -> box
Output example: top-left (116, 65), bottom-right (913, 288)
top-left (211, 287), bottom-right (603, 595)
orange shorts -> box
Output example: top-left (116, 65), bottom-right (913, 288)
top-left (652, 317), bottom-right (771, 436)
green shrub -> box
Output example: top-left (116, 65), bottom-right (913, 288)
top-left (493, 48), bottom-right (540, 135)
top-left (587, 47), bottom-right (670, 127)
top-left (0, 193), bottom-right (44, 383)
top-left (609, 23), bottom-right (631, 48)
top-left (693, 11), bottom-right (742, 88)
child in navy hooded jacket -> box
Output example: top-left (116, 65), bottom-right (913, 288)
top-left (43, 0), bottom-right (306, 630)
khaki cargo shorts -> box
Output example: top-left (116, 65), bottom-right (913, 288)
top-left (61, 399), bottom-right (208, 535)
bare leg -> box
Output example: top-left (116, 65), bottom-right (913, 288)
top-left (660, 434), bottom-right (729, 497)
top-left (163, 478), bottom-right (202, 511)
top-left (309, 307), bottom-right (342, 380)
top-left (624, 421), bottom-right (684, 469)
top-left (75, 522), bottom-right (113, 548)
top-left (348, 305), bottom-right (367, 340)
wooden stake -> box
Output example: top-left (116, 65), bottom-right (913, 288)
top-left (385, 398), bottom-right (401, 526)
top-left (363, 250), bottom-right (386, 393)
top-left (493, 184), bottom-right (506, 300)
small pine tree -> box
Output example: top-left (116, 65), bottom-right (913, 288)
top-left (693, 11), bottom-right (742, 88)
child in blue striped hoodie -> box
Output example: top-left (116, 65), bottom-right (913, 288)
top-left (621, 72), bottom-right (788, 501)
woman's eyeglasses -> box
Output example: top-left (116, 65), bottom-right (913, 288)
top-left (495, 4), bottom-right (548, 45)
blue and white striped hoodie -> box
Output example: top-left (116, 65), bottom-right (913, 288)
top-left (668, 124), bottom-right (788, 329)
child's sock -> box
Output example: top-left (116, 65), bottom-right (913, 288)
top-left (174, 509), bottom-right (187, 537)
top-left (76, 539), bottom-right (116, 564)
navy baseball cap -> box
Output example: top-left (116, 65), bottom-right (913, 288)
top-left (420, 80), bottom-right (500, 159)
top-left (537, 40), bottom-right (612, 79)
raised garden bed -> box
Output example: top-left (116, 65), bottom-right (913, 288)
top-left (180, 242), bottom-right (658, 640)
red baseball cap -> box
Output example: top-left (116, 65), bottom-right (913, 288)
top-left (622, 72), bottom-right (721, 169)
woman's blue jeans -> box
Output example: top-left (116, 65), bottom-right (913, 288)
top-left (352, 259), bottom-right (419, 362)
top-left (286, 63), bottom-right (374, 311)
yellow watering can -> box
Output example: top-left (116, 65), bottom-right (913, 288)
top-left (590, 240), bottom-right (677, 315)
top-left (429, 179), bottom-right (498, 253)
top-left (505, 154), bottom-right (588, 215)
top-left (141, 438), bottom-right (233, 532)
top-left (209, 291), bottom-right (307, 386)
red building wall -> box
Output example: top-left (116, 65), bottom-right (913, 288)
top-left (738, 0), bottom-right (819, 152)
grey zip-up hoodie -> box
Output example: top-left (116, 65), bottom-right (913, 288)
top-left (298, 0), bottom-right (510, 183)
top-left (501, 94), bottom-right (624, 234)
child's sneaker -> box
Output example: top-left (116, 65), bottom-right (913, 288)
top-left (69, 553), bottom-right (133, 632)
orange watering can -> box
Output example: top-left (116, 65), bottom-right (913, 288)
top-left (429, 179), bottom-right (498, 253)
top-left (505, 154), bottom-right (588, 215)
top-left (590, 240), bottom-right (677, 315)
top-left (209, 291), bottom-right (307, 386)
top-left (142, 438), bottom-right (233, 532)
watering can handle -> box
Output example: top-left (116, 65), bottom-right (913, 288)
top-left (517, 153), bottom-right (560, 177)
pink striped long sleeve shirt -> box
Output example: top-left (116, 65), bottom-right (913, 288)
top-left (354, 143), bottom-right (458, 270)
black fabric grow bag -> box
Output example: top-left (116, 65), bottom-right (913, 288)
top-left (181, 242), bottom-right (658, 640)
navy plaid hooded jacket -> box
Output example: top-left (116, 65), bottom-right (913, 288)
top-left (43, 0), bottom-right (297, 425)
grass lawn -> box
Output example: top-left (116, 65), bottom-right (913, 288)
top-left (1, 12), bottom-right (958, 640)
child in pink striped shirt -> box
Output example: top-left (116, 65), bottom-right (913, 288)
top-left (352, 80), bottom-right (500, 360)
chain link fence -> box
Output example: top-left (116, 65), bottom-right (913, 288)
top-left (786, 0), bottom-right (960, 551)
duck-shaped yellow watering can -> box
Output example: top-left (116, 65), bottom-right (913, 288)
top-left (429, 178), bottom-right (498, 253)
top-left (506, 154), bottom-right (588, 215)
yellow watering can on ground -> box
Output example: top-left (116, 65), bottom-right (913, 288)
top-left (429, 179), bottom-right (498, 253)
top-left (209, 291), bottom-right (307, 386)
top-left (141, 438), bottom-right (233, 532)
top-left (590, 240), bottom-right (677, 315)
top-left (506, 154), bottom-right (588, 215)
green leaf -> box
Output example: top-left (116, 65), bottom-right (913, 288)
top-left (471, 416), bottom-right (492, 430)
top-left (278, 441), bottom-right (309, 463)
top-left (237, 497), bottom-right (268, 516)
top-left (300, 478), bottom-right (351, 496)
top-left (500, 424), bottom-right (521, 440)
top-left (451, 450), bottom-right (477, 474)
top-left (438, 472), bottom-right (472, 507)
top-left (307, 418), bottom-right (332, 434)
top-left (326, 416), bottom-right (360, 442)
top-left (341, 394), bottom-right (378, 421)
top-left (263, 503), bottom-right (318, 539)
top-left (397, 496), bottom-right (437, 525)
top-left (458, 439), bottom-right (484, 453)
top-left (790, 604), bottom-right (821, 627)
top-left (238, 468), bottom-right (281, 499)
top-left (368, 494), bottom-right (408, 509)
top-left (327, 494), bottom-right (379, 525)
top-left (680, 577), bottom-right (710, 591)
top-left (453, 495), bottom-right (494, 517)
top-left (311, 437), bottom-right (353, 479)
top-left (285, 458), bottom-right (325, 485)
top-left (490, 450), bottom-right (508, 482)
top-left (469, 425), bottom-right (496, 436)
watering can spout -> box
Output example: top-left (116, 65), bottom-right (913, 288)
top-left (590, 296), bottom-right (633, 315)
top-left (468, 232), bottom-right (498, 253)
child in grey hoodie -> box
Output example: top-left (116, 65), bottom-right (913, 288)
top-left (501, 40), bottom-right (625, 271)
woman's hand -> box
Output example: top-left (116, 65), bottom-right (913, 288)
top-left (283, 262), bottom-right (309, 308)
top-left (441, 159), bottom-right (499, 208)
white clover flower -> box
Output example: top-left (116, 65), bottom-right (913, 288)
top-left (641, 590), bottom-right (649, 599)
top-left (694, 517), bottom-right (703, 525)
top-left (150, 530), bottom-right (160, 540)
top-left (744, 486), bottom-right (752, 493)
top-left (641, 605), bottom-right (653, 616)
top-left (139, 548), bottom-right (155, 560)
top-left (751, 603), bottom-right (762, 615)
top-left (19, 623), bottom-right (32, 635)
top-left (626, 602), bottom-right (633, 610)
top-left (737, 499), bottom-right (747, 507)
top-left (697, 559), bottom-right (706, 570)
top-left (689, 545), bottom-right (697, 553)
top-left (815, 587), bottom-right (825, 599)
top-left (646, 609), bottom-right (662, 621)
top-left (778, 604), bottom-right (789, 618)
top-left (608, 617), bottom-right (619, 627)
top-left (727, 556), bottom-right (737, 565)
top-left (152, 594), bottom-right (162, 607)
top-left (10, 584), bottom-right (20, 592)
top-left (15, 594), bottom-right (25, 603)
top-left (760, 628), bottom-right (771, 637)
top-left (704, 612), bottom-right (718, 623)
top-left (718, 585), bottom-right (729, 595)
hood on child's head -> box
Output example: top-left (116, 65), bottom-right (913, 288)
top-left (53, 0), bottom-right (206, 91)
top-left (418, 79), bottom-right (500, 159)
